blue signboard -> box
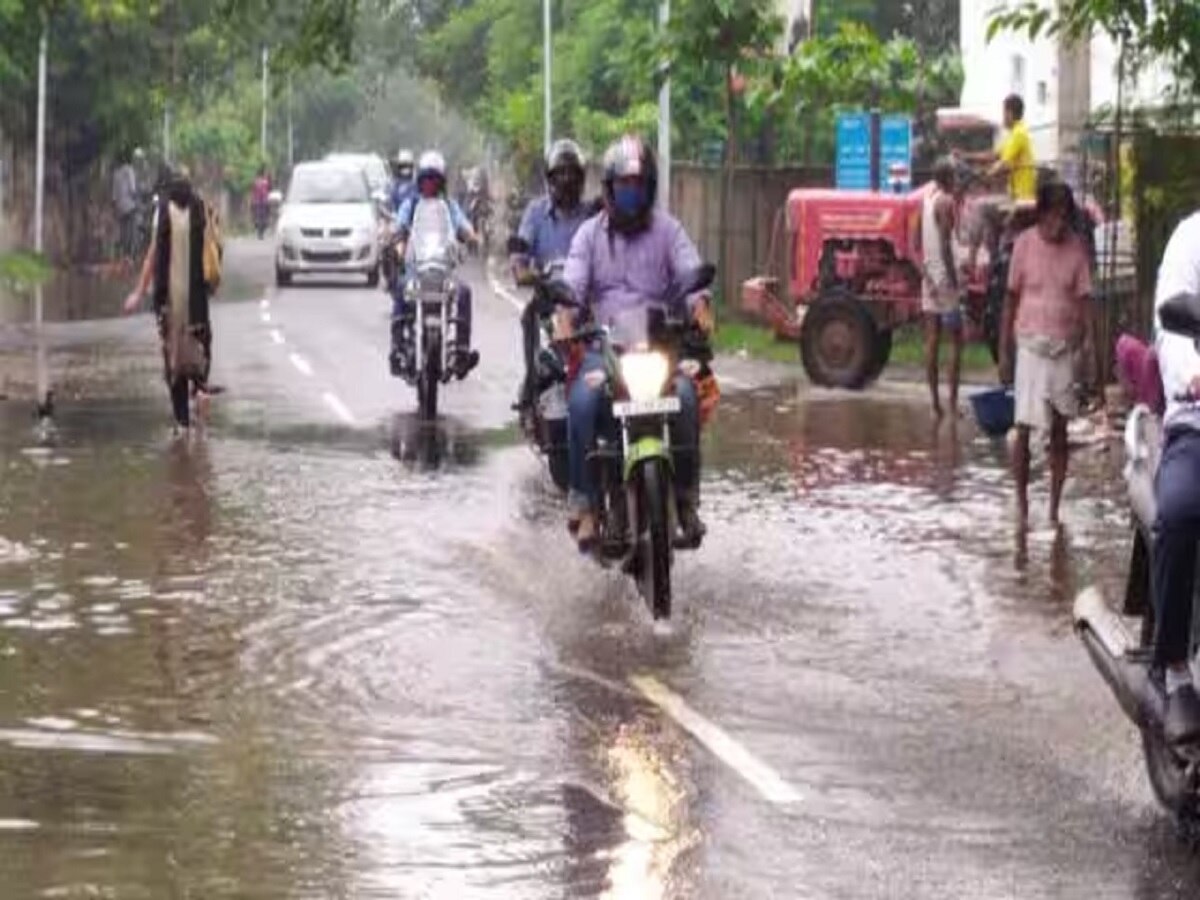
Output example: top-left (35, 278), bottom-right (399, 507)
top-left (835, 113), bottom-right (872, 190)
top-left (880, 114), bottom-right (913, 192)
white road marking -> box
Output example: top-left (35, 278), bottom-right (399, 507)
top-left (270, 329), bottom-right (285, 345)
top-left (322, 391), bottom-right (357, 425)
top-left (629, 674), bottom-right (801, 805)
top-left (288, 353), bottom-right (313, 377)
top-left (487, 267), bottom-right (525, 313)
top-left (260, 298), bottom-right (270, 310)
top-left (261, 311), bottom-right (271, 323)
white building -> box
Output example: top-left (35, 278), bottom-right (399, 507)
top-left (959, 0), bottom-right (1175, 162)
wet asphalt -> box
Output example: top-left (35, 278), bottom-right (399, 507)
top-left (1, 239), bottom-right (1199, 898)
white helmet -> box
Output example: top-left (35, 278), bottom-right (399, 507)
top-left (417, 150), bottom-right (446, 179)
top-left (395, 148), bottom-right (414, 168)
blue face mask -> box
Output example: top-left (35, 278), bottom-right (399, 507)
top-left (613, 183), bottom-right (645, 218)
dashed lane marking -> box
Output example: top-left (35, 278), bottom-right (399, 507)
top-left (629, 674), bottom-right (801, 805)
top-left (288, 353), bottom-right (313, 377)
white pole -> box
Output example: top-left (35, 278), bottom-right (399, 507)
top-left (658, 0), bottom-right (670, 211)
top-left (261, 45), bottom-right (269, 162)
top-left (543, 0), bottom-right (552, 155)
top-left (162, 102), bottom-right (170, 163)
top-left (34, 17), bottom-right (48, 415)
top-left (287, 73), bottom-right (294, 171)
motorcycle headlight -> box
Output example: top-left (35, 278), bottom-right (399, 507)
top-left (621, 351), bottom-right (669, 403)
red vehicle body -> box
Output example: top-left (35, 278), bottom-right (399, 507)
top-left (742, 183), bottom-right (1008, 389)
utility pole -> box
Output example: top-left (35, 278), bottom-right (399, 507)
top-left (657, 0), bottom-right (670, 211)
top-left (287, 73), bottom-right (294, 171)
top-left (543, 0), bottom-right (552, 154)
top-left (33, 13), bottom-right (49, 421)
top-left (261, 45), bottom-right (269, 163)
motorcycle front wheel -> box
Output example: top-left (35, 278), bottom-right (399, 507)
top-left (417, 328), bottom-right (441, 420)
top-left (636, 459), bottom-right (672, 619)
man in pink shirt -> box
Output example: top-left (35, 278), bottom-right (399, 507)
top-left (999, 180), bottom-right (1096, 526)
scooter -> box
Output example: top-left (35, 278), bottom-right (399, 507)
top-left (546, 264), bottom-right (716, 619)
top-left (1074, 291), bottom-right (1200, 830)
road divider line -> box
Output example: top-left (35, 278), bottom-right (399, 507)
top-left (260, 298), bottom-right (270, 310)
top-left (270, 329), bottom-right (285, 345)
top-left (288, 353), bottom-right (313, 377)
top-left (322, 391), bottom-right (357, 425)
top-left (261, 311), bottom-right (271, 323)
top-left (487, 268), bottom-right (525, 314)
top-left (629, 674), bottom-right (801, 805)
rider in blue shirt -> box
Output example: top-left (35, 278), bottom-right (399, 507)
top-left (389, 148), bottom-right (416, 215)
top-left (389, 151), bottom-right (479, 379)
top-left (509, 138), bottom-right (598, 410)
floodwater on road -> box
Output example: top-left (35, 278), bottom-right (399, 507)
top-left (1, 245), bottom-right (1198, 898)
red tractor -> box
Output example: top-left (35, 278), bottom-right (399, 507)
top-left (742, 183), bottom-right (1015, 389)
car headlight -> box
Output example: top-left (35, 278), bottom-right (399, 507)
top-left (621, 351), bottom-right (669, 403)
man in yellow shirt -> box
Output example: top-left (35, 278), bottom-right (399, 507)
top-left (991, 94), bottom-right (1036, 201)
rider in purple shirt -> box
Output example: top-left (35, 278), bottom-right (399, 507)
top-left (559, 134), bottom-right (714, 550)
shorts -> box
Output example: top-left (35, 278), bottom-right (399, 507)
top-left (1015, 341), bottom-right (1079, 430)
top-left (922, 283), bottom-right (961, 318)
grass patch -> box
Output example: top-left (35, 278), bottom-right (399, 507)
top-left (712, 318), bottom-right (799, 364)
top-left (712, 317), bottom-right (997, 374)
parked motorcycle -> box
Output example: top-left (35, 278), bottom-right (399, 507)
top-left (1074, 291), bottom-right (1200, 830)
top-left (547, 264), bottom-right (716, 619)
top-left (396, 199), bottom-right (471, 419)
top-left (511, 249), bottom-right (570, 491)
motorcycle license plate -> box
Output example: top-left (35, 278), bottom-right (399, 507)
top-left (613, 397), bottom-right (681, 418)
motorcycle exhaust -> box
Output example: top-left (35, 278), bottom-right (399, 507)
top-left (1074, 586), bottom-right (1160, 729)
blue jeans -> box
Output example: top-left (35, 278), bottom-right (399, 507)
top-left (567, 349), bottom-right (700, 513)
top-left (1153, 429), bottom-right (1200, 668)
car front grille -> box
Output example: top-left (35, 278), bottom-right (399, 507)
top-left (300, 228), bottom-right (324, 238)
top-left (329, 228), bottom-right (352, 238)
top-left (301, 250), bottom-right (353, 264)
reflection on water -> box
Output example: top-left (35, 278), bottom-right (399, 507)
top-left (0, 377), bottom-right (1184, 898)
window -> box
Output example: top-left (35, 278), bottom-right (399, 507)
top-left (1011, 54), bottom-right (1026, 97)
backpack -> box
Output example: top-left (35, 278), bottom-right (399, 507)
top-left (202, 200), bottom-right (223, 293)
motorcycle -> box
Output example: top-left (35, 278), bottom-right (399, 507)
top-left (396, 199), bottom-right (471, 419)
top-left (510, 247), bottom-right (570, 491)
top-left (1074, 290), bottom-right (1200, 830)
top-left (547, 263), bottom-right (716, 619)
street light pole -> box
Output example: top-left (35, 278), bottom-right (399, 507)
top-left (261, 45), bottom-right (269, 163)
top-left (34, 14), bottom-right (49, 419)
top-left (287, 73), bottom-right (294, 171)
top-left (658, 0), bottom-right (670, 211)
top-left (543, 0), bottom-right (552, 155)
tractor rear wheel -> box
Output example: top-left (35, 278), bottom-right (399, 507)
top-left (800, 291), bottom-right (879, 390)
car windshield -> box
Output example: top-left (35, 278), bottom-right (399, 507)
top-left (287, 167), bottom-right (368, 204)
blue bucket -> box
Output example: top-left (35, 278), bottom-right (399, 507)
top-left (970, 386), bottom-right (1015, 436)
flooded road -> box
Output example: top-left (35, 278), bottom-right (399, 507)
top-left (2, 240), bottom-right (1199, 898)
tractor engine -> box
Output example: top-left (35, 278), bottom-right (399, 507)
top-left (818, 238), bottom-right (920, 302)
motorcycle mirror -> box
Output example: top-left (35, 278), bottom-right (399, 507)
top-left (545, 278), bottom-right (579, 308)
top-left (678, 263), bottom-right (716, 298)
top-left (1160, 291), bottom-right (1200, 341)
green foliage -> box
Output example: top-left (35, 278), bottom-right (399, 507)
top-left (0, 252), bottom-right (52, 294)
top-left (746, 23), bottom-right (962, 164)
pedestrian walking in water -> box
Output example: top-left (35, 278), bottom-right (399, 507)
top-left (124, 169), bottom-right (217, 432)
top-left (999, 179), bottom-right (1097, 526)
top-left (921, 158), bottom-right (963, 419)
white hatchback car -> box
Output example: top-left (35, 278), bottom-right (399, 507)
top-left (275, 162), bottom-right (380, 287)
